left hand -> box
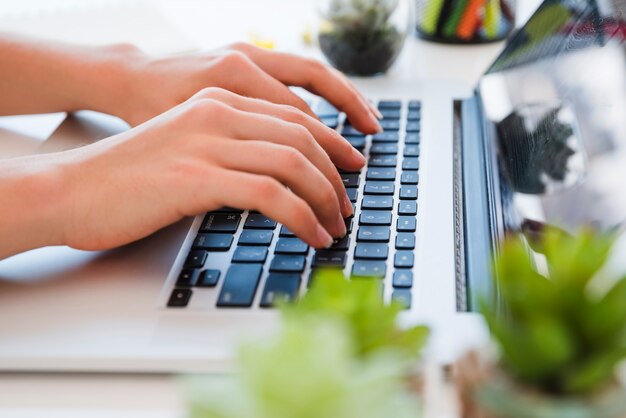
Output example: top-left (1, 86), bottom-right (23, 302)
top-left (104, 42), bottom-right (382, 132)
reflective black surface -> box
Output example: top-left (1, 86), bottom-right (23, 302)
top-left (478, 0), bottom-right (626, 234)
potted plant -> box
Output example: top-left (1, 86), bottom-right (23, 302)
top-left (457, 229), bottom-right (626, 418)
top-left (186, 269), bottom-right (429, 418)
top-left (317, 0), bottom-right (411, 76)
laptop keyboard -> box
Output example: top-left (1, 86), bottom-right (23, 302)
top-left (165, 98), bottom-right (420, 310)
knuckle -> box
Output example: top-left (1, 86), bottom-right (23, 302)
top-left (281, 147), bottom-right (306, 171)
top-left (195, 86), bottom-right (229, 100)
top-left (254, 177), bottom-right (282, 199)
top-left (282, 105), bottom-right (308, 124)
top-left (227, 41), bottom-right (250, 52)
top-left (307, 58), bottom-right (327, 74)
top-left (218, 50), bottom-right (251, 69)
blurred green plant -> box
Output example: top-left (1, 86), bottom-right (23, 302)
top-left (318, 0), bottom-right (406, 75)
top-left (481, 229), bottom-right (626, 395)
top-left (186, 270), bottom-right (429, 418)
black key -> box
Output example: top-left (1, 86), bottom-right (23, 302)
top-left (402, 158), bottom-right (420, 170)
top-left (212, 207), bottom-right (244, 213)
top-left (244, 214), bottom-right (277, 229)
top-left (239, 230), bottom-right (274, 246)
top-left (362, 195), bottom-right (393, 210)
top-left (392, 289), bottom-right (412, 309)
top-left (355, 243), bottom-right (389, 260)
top-left (260, 273), bottom-right (302, 307)
top-left (400, 185), bottom-right (418, 200)
top-left (401, 171), bottom-right (419, 185)
top-left (197, 269), bottom-right (220, 287)
top-left (312, 250), bottom-right (347, 267)
top-left (345, 135), bottom-right (366, 149)
top-left (330, 236), bottom-right (351, 251)
top-left (341, 173), bottom-right (360, 187)
top-left (380, 120), bottom-right (400, 131)
top-left (396, 232), bottom-right (416, 249)
top-left (397, 216), bottom-right (417, 232)
top-left (341, 125), bottom-right (361, 136)
top-left (372, 132), bottom-right (399, 142)
top-left (405, 133), bottom-right (420, 144)
top-left (393, 270), bottom-right (413, 288)
top-left (352, 260), bottom-right (387, 277)
top-left (370, 143), bottom-right (398, 155)
top-left (217, 264), bottom-right (263, 307)
top-left (270, 255), bottom-right (306, 272)
top-left (168, 288), bottom-right (192, 307)
top-left (232, 246), bottom-right (268, 263)
top-left (321, 116), bottom-right (338, 129)
top-left (357, 226), bottom-right (391, 242)
top-left (185, 250), bottom-right (207, 268)
top-left (346, 187), bottom-right (358, 202)
top-left (380, 109), bottom-right (401, 119)
top-left (275, 238), bottom-right (309, 254)
top-left (398, 201), bottom-right (417, 216)
top-left (345, 218), bottom-right (354, 233)
top-left (408, 100), bottom-right (421, 110)
top-left (316, 100), bottom-right (339, 117)
top-left (378, 100), bottom-right (401, 109)
top-left (364, 181), bottom-right (395, 195)
top-left (359, 210), bottom-right (392, 226)
top-left (201, 213), bottom-right (241, 233)
top-left (404, 145), bottom-right (420, 157)
top-left (279, 225), bottom-right (296, 237)
top-left (406, 122), bottom-right (420, 132)
top-left (366, 168), bottom-right (396, 181)
top-left (193, 233), bottom-right (233, 251)
top-left (407, 110), bottom-right (421, 121)
top-left (368, 155), bottom-right (397, 167)
top-left (177, 268), bottom-right (200, 287)
top-left (394, 251), bottom-right (414, 268)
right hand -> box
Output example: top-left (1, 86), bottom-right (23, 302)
top-left (54, 87), bottom-right (365, 251)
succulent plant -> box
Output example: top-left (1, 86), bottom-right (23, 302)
top-left (481, 229), bottom-right (626, 395)
top-left (187, 270), bottom-right (429, 418)
top-left (319, 0), bottom-right (407, 75)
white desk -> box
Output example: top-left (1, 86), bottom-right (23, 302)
top-left (0, 1), bottom-right (538, 416)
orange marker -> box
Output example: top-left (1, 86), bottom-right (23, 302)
top-left (457, 0), bottom-right (487, 40)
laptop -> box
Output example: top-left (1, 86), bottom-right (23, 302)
top-left (0, 0), bottom-right (623, 373)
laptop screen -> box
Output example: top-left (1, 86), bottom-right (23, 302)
top-left (477, 0), bottom-right (625, 236)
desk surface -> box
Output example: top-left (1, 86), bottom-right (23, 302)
top-left (0, 0), bottom-right (538, 416)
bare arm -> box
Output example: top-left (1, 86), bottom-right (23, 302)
top-left (0, 32), bottom-right (129, 117)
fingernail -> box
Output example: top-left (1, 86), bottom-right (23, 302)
top-left (352, 147), bottom-right (366, 166)
top-left (336, 212), bottom-right (347, 237)
top-left (370, 105), bottom-right (383, 120)
top-left (316, 224), bottom-right (334, 248)
top-left (343, 193), bottom-right (354, 217)
top-left (369, 114), bottom-right (383, 132)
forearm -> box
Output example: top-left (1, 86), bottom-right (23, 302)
top-left (0, 154), bottom-right (67, 259)
top-left (0, 32), bottom-right (134, 117)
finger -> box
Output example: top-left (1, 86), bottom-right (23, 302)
top-left (194, 88), bottom-right (366, 171)
top-left (209, 139), bottom-right (347, 238)
top-left (214, 51), bottom-right (318, 120)
top-left (196, 99), bottom-right (354, 219)
top-left (229, 43), bottom-right (381, 134)
top-left (210, 168), bottom-right (334, 248)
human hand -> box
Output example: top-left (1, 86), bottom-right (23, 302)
top-left (103, 42), bottom-right (382, 132)
top-left (51, 88), bottom-right (365, 252)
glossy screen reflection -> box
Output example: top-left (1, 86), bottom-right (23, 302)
top-left (478, 0), bottom-right (626, 233)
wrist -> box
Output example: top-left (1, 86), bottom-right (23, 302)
top-left (72, 43), bottom-right (145, 122)
top-left (0, 155), bottom-right (69, 259)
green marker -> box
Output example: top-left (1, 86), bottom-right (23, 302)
top-left (443, 0), bottom-right (469, 38)
top-left (421, 0), bottom-right (446, 34)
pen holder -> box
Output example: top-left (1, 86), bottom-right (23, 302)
top-left (414, 0), bottom-right (515, 43)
